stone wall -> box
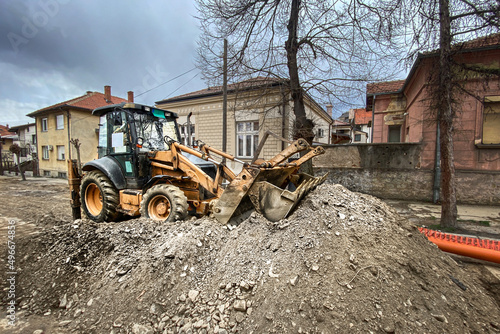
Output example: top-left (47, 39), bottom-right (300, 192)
top-left (313, 144), bottom-right (500, 205)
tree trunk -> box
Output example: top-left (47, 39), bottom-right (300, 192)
top-left (438, 0), bottom-right (457, 228)
top-left (285, 0), bottom-right (314, 143)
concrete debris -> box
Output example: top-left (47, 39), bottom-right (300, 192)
top-left (10, 183), bottom-right (500, 333)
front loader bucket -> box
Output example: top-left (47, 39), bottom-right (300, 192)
top-left (212, 139), bottom-right (327, 224)
top-left (248, 173), bottom-right (328, 222)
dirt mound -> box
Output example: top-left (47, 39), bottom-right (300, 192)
top-left (14, 183), bottom-right (500, 333)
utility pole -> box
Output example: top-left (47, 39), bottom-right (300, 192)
top-left (222, 39), bottom-right (228, 157)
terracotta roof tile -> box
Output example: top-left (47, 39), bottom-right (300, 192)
top-left (0, 125), bottom-right (16, 137)
top-left (366, 80), bottom-right (405, 95)
top-left (28, 92), bottom-right (127, 117)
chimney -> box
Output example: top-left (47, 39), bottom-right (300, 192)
top-left (104, 85), bottom-right (111, 102)
top-left (127, 91), bottom-right (134, 102)
top-left (326, 104), bottom-right (333, 118)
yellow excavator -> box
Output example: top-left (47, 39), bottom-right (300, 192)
top-left (68, 103), bottom-right (327, 224)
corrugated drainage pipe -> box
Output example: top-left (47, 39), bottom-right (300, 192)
top-left (419, 228), bottom-right (500, 264)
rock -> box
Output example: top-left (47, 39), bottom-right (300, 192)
top-left (32, 330), bottom-right (43, 334)
top-left (311, 265), bottom-right (319, 271)
top-left (131, 323), bottom-right (153, 334)
top-left (193, 319), bottom-right (204, 328)
top-left (188, 290), bottom-right (200, 302)
top-left (74, 308), bottom-right (82, 318)
top-left (59, 320), bottom-right (72, 327)
top-left (87, 298), bottom-right (93, 307)
top-left (235, 313), bottom-right (245, 323)
top-left (431, 313), bottom-right (448, 323)
top-left (233, 300), bottom-right (247, 312)
top-left (59, 294), bottom-right (67, 309)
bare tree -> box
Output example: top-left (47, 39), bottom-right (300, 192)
top-left (404, 0), bottom-right (499, 227)
top-left (196, 0), bottom-right (405, 140)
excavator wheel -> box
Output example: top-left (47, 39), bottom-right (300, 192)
top-left (140, 184), bottom-right (188, 222)
top-left (80, 170), bottom-right (121, 222)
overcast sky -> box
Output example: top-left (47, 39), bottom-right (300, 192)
top-left (0, 0), bottom-right (206, 127)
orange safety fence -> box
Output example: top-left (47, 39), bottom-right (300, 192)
top-left (418, 227), bottom-right (500, 264)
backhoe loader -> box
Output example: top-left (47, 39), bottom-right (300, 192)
top-left (68, 103), bottom-right (327, 224)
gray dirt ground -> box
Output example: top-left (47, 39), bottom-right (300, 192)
top-left (0, 175), bottom-right (499, 334)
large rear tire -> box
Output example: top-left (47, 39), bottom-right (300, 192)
top-left (81, 170), bottom-right (121, 222)
top-left (140, 184), bottom-right (188, 222)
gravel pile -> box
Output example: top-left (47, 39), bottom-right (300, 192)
top-left (14, 183), bottom-right (500, 333)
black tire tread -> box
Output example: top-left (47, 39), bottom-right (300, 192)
top-left (81, 170), bottom-right (120, 222)
top-left (140, 184), bottom-right (188, 222)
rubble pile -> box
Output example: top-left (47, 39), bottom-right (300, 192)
top-left (15, 183), bottom-right (500, 333)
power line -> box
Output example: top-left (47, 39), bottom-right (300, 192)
top-left (163, 72), bottom-right (199, 100)
top-left (134, 67), bottom-right (198, 98)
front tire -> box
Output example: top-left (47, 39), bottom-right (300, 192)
top-left (140, 184), bottom-right (188, 222)
top-left (81, 170), bottom-right (120, 222)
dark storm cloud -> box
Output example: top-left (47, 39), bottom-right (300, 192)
top-left (0, 0), bottom-right (205, 125)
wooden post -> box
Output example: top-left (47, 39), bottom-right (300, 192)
top-left (67, 159), bottom-right (81, 220)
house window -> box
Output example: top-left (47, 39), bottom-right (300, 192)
top-left (180, 124), bottom-right (195, 146)
top-left (32, 134), bottom-right (36, 144)
top-left (58, 172), bottom-right (67, 178)
top-left (354, 134), bottom-right (361, 142)
top-left (236, 121), bottom-right (259, 158)
top-left (57, 145), bottom-right (65, 160)
top-left (482, 99), bottom-right (500, 144)
top-left (56, 114), bottom-right (64, 130)
top-left (388, 125), bottom-right (401, 143)
top-left (43, 170), bottom-right (51, 177)
top-left (317, 128), bottom-right (324, 138)
top-left (42, 146), bottom-right (50, 160)
top-left (41, 118), bottom-right (48, 132)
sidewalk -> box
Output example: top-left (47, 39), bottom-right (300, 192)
top-left (384, 199), bottom-right (500, 239)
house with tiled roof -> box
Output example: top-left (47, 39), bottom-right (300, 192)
top-left (27, 86), bottom-right (131, 177)
top-left (367, 33), bottom-right (500, 172)
top-left (156, 77), bottom-right (332, 171)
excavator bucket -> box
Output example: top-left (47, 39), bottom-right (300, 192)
top-left (212, 139), bottom-right (328, 224)
top-left (248, 172), bottom-right (328, 222)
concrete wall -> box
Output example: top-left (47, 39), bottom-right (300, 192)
top-left (313, 144), bottom-right (500, 205)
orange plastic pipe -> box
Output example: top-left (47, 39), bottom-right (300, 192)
top-left (419, 228), bottom-right (500, 264)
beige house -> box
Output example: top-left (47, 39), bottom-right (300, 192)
top-left (27, 86), bottom-right (129, 178)
top-left (156, 77), bottom-right (332, 171)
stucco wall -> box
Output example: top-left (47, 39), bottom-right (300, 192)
top-left (157, 88), bottom-right (330, 170)
top-left (70, 110), bottom-right (99, 163)
top-left (36, 112), bottom-right (68, 176)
